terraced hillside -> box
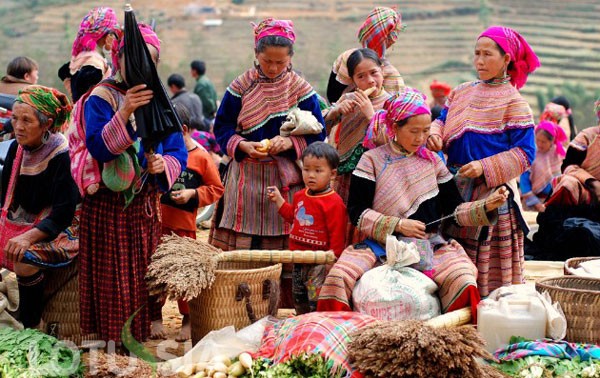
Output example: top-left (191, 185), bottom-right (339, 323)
top-left (0, 0), bottom-right (598, 124)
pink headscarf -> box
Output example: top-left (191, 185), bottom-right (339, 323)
top-left (72, 7), bottom-right (119, 57)
top-left (365, 87), bottom-right (435, 161)
top-left (112, 23), bottom-right (160, 72)
top-left (478, 26), bottom-right (540, 90)
top-left (252, 18), bottom-right (295, 47)
top-left (540, 102), bottom-right (568, 124)
top-left (536, 120), bottom-right (567, 157)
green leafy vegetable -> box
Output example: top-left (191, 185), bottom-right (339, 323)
top-left (0, 327), bottom-right (83, 377)
top-left (240, 353), bottom-right (346, 378)
top-left (491, 355), bottom-right (600, 377)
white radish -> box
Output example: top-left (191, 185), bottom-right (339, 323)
top-left (238, 352), bottom-right (253, 370)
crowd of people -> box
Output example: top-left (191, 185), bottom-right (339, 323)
top-left (0, 5), bottom-right (599, 351)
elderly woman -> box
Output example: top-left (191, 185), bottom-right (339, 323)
top-left (318, 89), bottom-right (508, 319)
top-left (0, 85), bottom-right (78, 329)
top-left (78, 23), bottom-right (187, 344)
top-left (427, 26), bottom-right (539, 296)
top-left (326, 6), bottom-right (405, 104)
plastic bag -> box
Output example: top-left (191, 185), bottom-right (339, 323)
top-left (164, 316), bottom-right (275, 372)
top-left (353, 265), bottom-right (441, 321)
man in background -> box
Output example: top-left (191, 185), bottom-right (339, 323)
top-left (190, 60), bottom-right (218, 129)
top-left (168, 73), bottom-right (205, 131)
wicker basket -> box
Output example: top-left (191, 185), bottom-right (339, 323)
top-left (535, 276), bottom-right (600, 344)
top-left (42, 260), bottom-right (98, 346)
top-left (189, 260), bottom-right (282, 345)
top-left (564, 257), bottom-right (600, 275)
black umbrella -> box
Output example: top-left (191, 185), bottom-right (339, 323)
top-left (123, 4), bottom-right (182, 153)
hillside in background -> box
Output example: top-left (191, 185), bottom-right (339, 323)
top-left (0, 0), bottom-right (599, 126)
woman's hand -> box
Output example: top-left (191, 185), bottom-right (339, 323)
top-left (395, 219), bottom-right (426, 239)
top-left (238, 141), bottom-right (269, 159)
top-left (458, 160), bottom-right (484, 178)
top-left (533, 203), bottom-right (546, 212)
top-left (146, 153), bottom-right (165, 174)
top-left (266, 186), bottom-right (285, 208)
top-left (119, 84), bottom-right (153, 121)
top-left (268, 136), bottom-right (293, 155)
top-left (4, 234), bottom-right (34, 263)
top-left (336, 98), bottom-right (356, 116)
top-left (170, 189), bottom-right (196, 204)
top-left (354, 90), bottom-right (374, 120)
top-left (484, 186), bottom-right (509, 212)
top-left (427, 134), bottom-right (443, 152)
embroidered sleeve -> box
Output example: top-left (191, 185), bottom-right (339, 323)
top-left (214, 91), bottom-right (246, 160)
top-left (564, 165), bottom-right (596, 185)
top-left (481, 147), bottom-right (531, 188)
top-left (85, 95), bottom-right (135, 163)
top-left (358, 209), bottom-right (401, 245)
top-left (454, 200), bottom-right (496, 227)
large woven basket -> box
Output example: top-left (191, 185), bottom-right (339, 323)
top-left (42, 260), bottom-right (98, 346)
top-left (535, 276), bottom-right (600, 343)
top-left (564, 256), bottom-right (600, 275)
top-left (189, 260), bottom-right (282, 344)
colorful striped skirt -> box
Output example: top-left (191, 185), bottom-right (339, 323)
top-left (79, 186), bottom-right (162, 343)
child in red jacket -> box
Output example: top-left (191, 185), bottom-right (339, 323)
top-left (268, 142), bottom-right (348, 314)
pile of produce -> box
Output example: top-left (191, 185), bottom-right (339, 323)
top-left (171, 352), bottom-right (343, 378)
top-left (0, 327), bottom-right (83, 378)
top-left (491, 356), bottom-right (600, 378)
top-left (146, 235), bottom-right (221, 301)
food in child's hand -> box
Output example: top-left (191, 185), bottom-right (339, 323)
top-left (256, 138), bottom-right (271, 152)
top-left (362, 86), bottom-right (377, 97)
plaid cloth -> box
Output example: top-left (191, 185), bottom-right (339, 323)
top-left (256, 311), bottom-right (379, 378)
top-left (357, 7), bottom-right (404, 58)
top-left (79, 185), bottom-right (162, 343)
top-left (494, 339), bottom-right (600, 361)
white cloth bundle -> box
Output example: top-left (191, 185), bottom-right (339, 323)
top-left (280, 108), bottom-right (323, 137)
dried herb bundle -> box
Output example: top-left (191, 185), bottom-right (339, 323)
top-left (348, 320), bottom-right (508, 378)
top-left (145, 235), bottom-right (221, 301)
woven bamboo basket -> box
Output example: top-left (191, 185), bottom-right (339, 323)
top-left (564, 256), bottom-right (600, 275)
top-left (189, 260), bottom-right (282, 345)
top-left (42, 260), bottom-right (98, 346)
top-left (217, 250), bottom-right (336, 265)
top-left (535, 276), bottom-right (600, 343)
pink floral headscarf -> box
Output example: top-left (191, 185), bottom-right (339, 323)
top-left (536, 121), bottom-right (567, 157)
top-left (365, 87), bottom-right (435, 161)
top-left (479, 26), bottom-right (540, 89)
top-left (72, 7), bottom-right (119, 57)
top-left (252, 18), bottom-right (295, 47)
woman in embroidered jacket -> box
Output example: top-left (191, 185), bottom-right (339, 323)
top-left (318, 88), bottom-right (508, 319)
top-left (78, 24), bottom-right (187, 344)
top-left (427, 26), bottom-right (539, 296)
top-left (1, 86), bottom-right (78, 329)
top-left (210, 18), bottom-right (325, 252)
top-left (326, 6), bottom-right (405, 104)
top-left (325, 48), bottom-right (393, 204)
top-left (519, 121), bottom-right (566, 212)
top-left (532, 101), bottom-right (600, 259)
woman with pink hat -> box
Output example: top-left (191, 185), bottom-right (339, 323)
top-left (519, 121), bottom-right (567, 212)
top-left (427, 26), bottom-right (539, 296)
top-left (209, 18), bottom-right (326, 306)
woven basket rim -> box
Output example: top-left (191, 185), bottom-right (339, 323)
top-left (535, 275), bottom-right (600, 294)
top-left (564, 256), bottom-right (600, 275)
top-left (215, 262), bottom-right (282, 276)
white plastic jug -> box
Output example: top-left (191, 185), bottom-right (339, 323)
top-left (477, 295), bottom-right (547, 353)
